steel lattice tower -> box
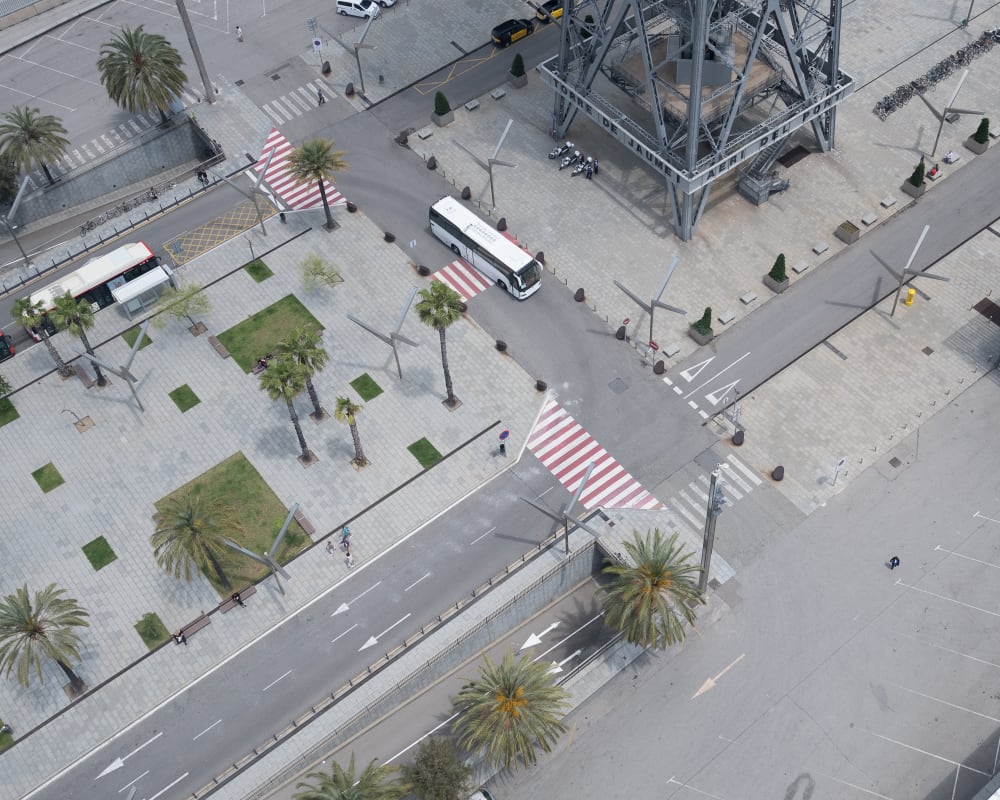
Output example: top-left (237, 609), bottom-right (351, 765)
top-left (538, 0), bottom-right (854, 240)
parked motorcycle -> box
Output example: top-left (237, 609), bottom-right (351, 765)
top-left (548, 140), bottom-right (574, 159)
top-left (571, 156), bottom-right (588, 176)
top-left (559, 150), bottom-right (581, 170)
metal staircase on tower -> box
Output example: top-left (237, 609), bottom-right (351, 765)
top-left (536, 0), bottom-right (854, 240)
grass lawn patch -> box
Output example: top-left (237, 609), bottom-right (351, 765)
top-left (82, 536), bottom-right (117, 570)
top-left (217, 295), bottom-right (323, 373)
top-left (0, 719), bottom-right (13, 752)
top-left (169, 384), bottom-right (200, 413)
top-left (122, 327), bottom-right (153, 350)
top-left (408, 437), bottom-right (442, 469)
top-left (245, 259), bottom-right (273, 282)
top-left (350, 373), bottom-right (383, 402)
top-left (155, 452), bottom-right (309, 595)
top-left (0, 397), bottom-right (18, 427)
top-left (134, 612), bottom-right (171, 650)
top-left (32, 462), bottom-right (64, 493)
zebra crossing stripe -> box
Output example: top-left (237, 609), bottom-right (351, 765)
top-left (432, 260), bottom-right (491, 301)
top-left (721, 466), bottom-right (753, 494)
top-left (263, 103), bottom-right (290, 124)
top-left (726, 454), bottom-right (763, 485)
top-left (527, 400), bottom-right (662, 510)
top-left (670, 497), bottom-right (703, 529)
top-left (255, 128), bottom-right (344, 211)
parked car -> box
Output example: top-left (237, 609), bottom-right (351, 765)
top-left (468, 790), bottom-right (496, 800)
top-left (535, 0), bottom-right (564, 22)
top-left (491, 18), bottom-right (534, 48)
top-left (336, 0), bottom-right (380, 19)
top-left (0, 330), bottom-right (15, 363)
top-left (374, 0), bottom-right (396, 6)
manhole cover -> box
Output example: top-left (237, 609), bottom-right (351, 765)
top-left (889, 457), bottom-right (902, 468)
top-left (922, 346), bottom-right (934, 355)
top-left (271, 73), bottom-right (281, 81)
top-left (235, 79), bottom-right (244, 86)
top-left (609, 377), bottom-right (628, 394)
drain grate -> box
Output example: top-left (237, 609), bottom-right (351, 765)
top-left (922, 346), bottom-right (934, 355)
top-left (889, 457), bottom-right (902, 468)
top-left (609, 377), bottom-right (628, 394)
top-left (271, 73), bottom-right (281, 81)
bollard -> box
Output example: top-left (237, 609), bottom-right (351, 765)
top-left (904, 287), bottom-right (916, 306)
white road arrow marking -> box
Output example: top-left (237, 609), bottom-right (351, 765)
top-left (548, 649), bottom-right (581, 674)
top-left (520, 621), bottom-right (561, 650)
top-left (679, 356), bottom-right (714, 383)
top-left (683, 352), bottom-right (751, 400)
top-left (705, 379), bottom-right (740, 406)
top-left (332, 581), bottom-right (382, 615)
top-left (360, 613), bottom-right (411, 651)
top-left (692, 653), bottom-right (745, 699)
top-left (97, 731), bottom-right (163, 778)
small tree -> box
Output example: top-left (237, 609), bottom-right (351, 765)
top-left (692, 307), bottom-right (713, 335)
top-left (434, 91), bottom-right (451, 116)
top-left (12, 297), bottom-right (73, 378)
top-left (973, 117), bottom-right (990, 144)
top-left (152, 283), bottom-right (211, 332)
top-left (908, 160), bottom-right (925, 188)
top-left (301, 254), bottom-right (342, 290)
top-left (0, 374), bottom-right (10, 397)
top-left (335, 396), bottom-right (368, 467)
top-left (510, 53), bottom-right (525, 78)
top-left (768, 253), bottom-right (786, 282)
top-left (400, 737), bottom-right (472, 800)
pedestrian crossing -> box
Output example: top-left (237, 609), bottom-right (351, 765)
top-left (261, 81), bottom-right (334, 125)
top-left (30, 88), bottom-right (202, 190)
top-left (527, 399), bottom-right (663, 511)
top-left (254, 127), bottom-right (345, 211)
top-left (667, 454), bottom-right (763, 531)
top-left (432, 259), bottom-right (492, 301)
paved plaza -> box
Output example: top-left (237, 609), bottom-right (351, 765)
top-left (0, 0), bottom-right (998, 795)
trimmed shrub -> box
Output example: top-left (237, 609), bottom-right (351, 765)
top-left (511, 53), bottom-right (525, 77)
top-left (908, 161), bottom-right (925, 188)
top-left (693, 307), bottom-right (713, 335)
top-left (974, 117), bottom-right (990, 144)
top-left (434, 91), bottom-right (451, 116)
top-left (768, 253), bottom-right (787, 282)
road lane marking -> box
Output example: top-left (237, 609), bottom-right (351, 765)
top-left (192, 720), bottom-right (222, 741)
top-left (894, 631), bottom-right (1000, 669)
top-left (146, 772), bottom-right (190, 800)
top-left (865, 730), bottom-right (990, 775)
top-left (973, 510), bottom-right (1000, 524)
top-left (404, 573), bottom-right (431, 592)
top-left (935, 544), bottom-right (1000, 569)
top-left (331, 623), bottom-right (358, 644)
top-left (97, 732), bottom-right (163, 778)
top-left (665, 776), bottom-right (726, 798)
top-left (682, 352), bottom-right (751, 400)
top-left (897, 580), bottom-right (1000, 617)
top-left (332, 581), bottom-right (382, 615)
top-left (469, 526), bottom-right (496, 545)
top-left (261, 670), bottom-right (292, 692)
top-left (118, 771), bottom-right (148, 792)
top-left (360, 613), bottom-right (412, 651)
top-left (894, 683), bottom-right (1000, 722)
top-left (532, 613), bottom-right (603, 661)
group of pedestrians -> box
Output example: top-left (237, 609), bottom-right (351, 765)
top-left (326, 526), bottom-right (355, 568)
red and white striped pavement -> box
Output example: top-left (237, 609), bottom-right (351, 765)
top-left (254, 128), bottom-right (345, 211)
top-left (432, 259), bottom-right (493, 301)
top-left (527, 399), bottom-right (663, 510)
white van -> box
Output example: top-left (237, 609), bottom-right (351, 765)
top-left (336, 0), bottom-right (380, 18)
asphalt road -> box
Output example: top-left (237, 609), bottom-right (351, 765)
top-left (30, 462), bottom-right (573, 800)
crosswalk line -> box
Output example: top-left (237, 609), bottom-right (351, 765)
top-left (727, 454), bottom-right (763, 485)
top-left (432, 259), bottom-right (491, 302)
top-left (671, 497), bottom-right (704, 529)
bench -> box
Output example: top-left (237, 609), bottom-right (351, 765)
top-left (861, 212), bottom-right (878, 226)
top-left (179, 613), bottom-right (211, 640)
top-left (463, 99), bottom-right (480, 111)
top-left (220, 584), bottom-right (258, 613)
top-left (73, 364), bottom-right (96, 388)
top-left (293, 508), bottom-right (316, 537)
top-left (793, 261), bottom-right (809, 275)
top-left (208, 335), bottom-right (230, 359)
top-left (739, 291), bottom-right (757, 306)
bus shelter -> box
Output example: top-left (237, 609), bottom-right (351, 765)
top-left (111, 264), bottom-right (174, 319)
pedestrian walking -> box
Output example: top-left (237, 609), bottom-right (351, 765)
top-left (889, 555), bottom-right (900, 570)
top-left (340, 525), bottom-right (351, 550)
top-left (325, 540), bottom-right (335, 555)
top-left (317, 89), bottom-right (326, 106)
top-left (585, 161), bottom-right (593, 180)
top-left (592, 158), bottom-right (599, 176)
top-left (345, 545), bottom-right (355, 568)
top-left (235, 25), bottom-right (243, 42)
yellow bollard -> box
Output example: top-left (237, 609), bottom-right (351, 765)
top-left (904, 287), bottom-right (916, 306)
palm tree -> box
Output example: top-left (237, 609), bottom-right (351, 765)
top-left (334, 396), bottom-right (367, 466)
top-left (0, 106), bottom-right (69, 184)
top-left (0, 583), bottom-right (89, 694)
top-left (601, 528), bottom-right (704, 650)
top-left (260, 359), bottom-right (313, 462)
top-left (294, 753), bottom-right (403, 800)
top-left (415, 282), bottom-right (464, 408)
top-left (452, 648), bottom-right (569, 771)
top-left (287, 139), bottom-right (347, 230)
top-left (12, 296), bottom-right (73, 378)
top-left (50, 292), bottom-right (105, 386)
top-left (274, 326), bottom-right (329, 419)
top-left (97, 26), bottom-right (187, 124)
top-left (151, 493), bottom-right (239, 590)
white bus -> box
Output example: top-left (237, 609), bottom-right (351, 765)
top-left (429, 196), bottom-right (541, 299)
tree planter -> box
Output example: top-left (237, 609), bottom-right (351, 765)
top-left (965, 136), bottom-right (988, 155)
top-left (763, 274), bottom-right (789, 294)
top-left (508, 72), bottom-right (528, 88)
top-left (188, 322), bottom-right (207, 336)
top-left (901, 180), bottom-right (926, 198)
top-left (835, 220), bottom-right (860, 244)
top-left (431, 110), bottom-right (453, 127)
top-left (689, 326), bottom-right (714, 346)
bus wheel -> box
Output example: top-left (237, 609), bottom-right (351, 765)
top-left (451, 245), bottom-right (460, 255)
top-left (497, 280), bottom-right (508, 294)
